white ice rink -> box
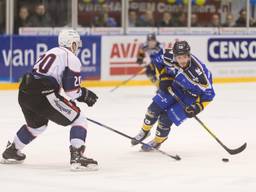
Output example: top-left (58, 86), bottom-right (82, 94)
top-left (0, 83), bottom-right (255, 192)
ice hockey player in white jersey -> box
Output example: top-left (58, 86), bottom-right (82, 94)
top-left (1, 29), bottom-right (99, 171)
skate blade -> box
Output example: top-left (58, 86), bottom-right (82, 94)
top-left (70, 163), bottom-right (99, 172)
top-left (0, 158), bottom-right (24, 164)
top-left (139, 148), bottom-right (154, 152)
top-left (140, 146), bottom-right (160, 152)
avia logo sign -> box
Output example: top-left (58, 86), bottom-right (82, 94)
top-left (108, 38), bottom-right (173, 76)
top-left (110, 42), bottom-right (139, 58)
top-left (109, 38), bottom-right (142, 75)
top-left (208, 38), bottom-right (256, 62)
top-left (110, 39), bottom-right (141, 64)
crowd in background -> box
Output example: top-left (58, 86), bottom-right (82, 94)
top-left (129, 9), bottom-right (256, 27)
top-left (128, 0), bottom-right (256, 28)
top-left (0, 0), bottom-right (70, 34)
top-left (0, 0), bottom-right (5, 34)
top-left (1, 0), bottom-right (256, 34)
top-left (14, 3), bottom-right (53, 33)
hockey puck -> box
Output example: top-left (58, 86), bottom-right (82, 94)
top-left (222, 158), bottom-right (229, 162)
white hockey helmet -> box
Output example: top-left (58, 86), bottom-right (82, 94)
top-left (58, 29), bottom-right (82, 50)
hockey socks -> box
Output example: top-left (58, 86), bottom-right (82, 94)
top-left (70, 126), bottom-right (87, 148)
top-left (14, 124), bottom-right (47, 150)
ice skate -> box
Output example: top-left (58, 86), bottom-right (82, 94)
top-left (131, 129), bottom-right (151, 146)
top-left (1, 141), bottom-right (26, 164)
top-left (141, 139), bottom-right (162, 152)
top-left (70, 145), bottom-right (98, 171)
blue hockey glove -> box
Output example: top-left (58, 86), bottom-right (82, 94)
top-left (184, 102), bottom-right (203, 118)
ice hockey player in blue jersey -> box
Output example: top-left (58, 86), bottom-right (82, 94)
top-left (136, 33), bottom-right (163, 86)
top-left (131, 40), bottom-right (215, 151)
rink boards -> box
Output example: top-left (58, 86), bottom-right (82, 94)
top-left (0, 35), bottom-right (256, 89)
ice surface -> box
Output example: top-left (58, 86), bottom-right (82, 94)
top-left (0, 83), bottom-right (255, 192)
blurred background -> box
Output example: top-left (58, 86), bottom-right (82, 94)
top-left (0, 0), bottom-right (256, 84)
top-left (1, 0), bottom-right (256, 34)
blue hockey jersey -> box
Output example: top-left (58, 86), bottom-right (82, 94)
top-left (151, 49), bottom-right (215, 126)
top-left (171, 54), bottom-right (215, 105)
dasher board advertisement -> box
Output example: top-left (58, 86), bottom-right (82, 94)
top-left (101, 35), bottom-right (256, 80)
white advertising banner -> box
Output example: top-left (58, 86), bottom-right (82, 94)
top-left (101, 35), bottom-right (256, 80)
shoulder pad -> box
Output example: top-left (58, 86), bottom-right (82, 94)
top-left (183, 57), bottom-right (208, 86)
top-left (68, 54), bottom-right (81, 72)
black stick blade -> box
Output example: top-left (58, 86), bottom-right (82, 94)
top-left (226, 142), bottom-right (247, 155)
top-left (175, 155), bottom-right (181, 160)
top-left (156, 148), bottom-right (181, 160)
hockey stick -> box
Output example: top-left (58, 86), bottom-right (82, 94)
top-left (110, 67), bottom-right (146, 92)
top-left (87, 117), bottom-right (181, 160)
top-left (168, 87), bottom-right (247, 155)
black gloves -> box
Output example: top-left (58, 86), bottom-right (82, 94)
top-left (159, 80), bottom-right (172, 93)
top-left (136, 51), bottom-right (145, 65)
top-left (159, 74), bottom-right (173, 93)
top-left (77, 87), bottom-right (98, 107)
top-left (136, 57), bottom-right (144, 65)
top-left (184, 102), bottom-right (203, 118)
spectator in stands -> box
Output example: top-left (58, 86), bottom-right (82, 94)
top-left (235, 9), bottom-right (246, 27)
top-left (176, 12), bottom-right (187, 27)
top-left (157, 12), bottom-right (175, 27)
top-left (0, 0), bottom-right (4, 34)
top-left (137, 10), bottom-right (155, 27)
top-left (128, 10), bottom-right (138, 27)
top-left (47, 0), bottom-right (69, 27)
top-left (250, 18), bottom-right (256, 27)
top-left (14, 6), bottom-right (30, 34)
top-left (93, 4), bottom-right (117, 27)
top-left (28, 3), bottom-right (53, 27)
top-left (208, 14), bottom-right (221, 27)
top-left (191, 13), bottom-right (201, 27)
top-left (222, 13), bottom-right (235, 27)
top-left (0, 24), bottom-right (3, 34)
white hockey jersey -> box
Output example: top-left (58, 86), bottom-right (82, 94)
top-left (32, 47), bottom-right (82, 100)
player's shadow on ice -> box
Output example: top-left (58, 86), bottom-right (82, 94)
top-left (0, 162), bottom-right (73, 172)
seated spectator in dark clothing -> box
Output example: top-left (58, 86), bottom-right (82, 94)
top-left (128, 10), bottom-right (138, 27)
top-left (93, 4), bottom-right (117, 27)
top-left (208, 14), bottom-right (221, 27)
top-left (137, 11), bottom-right (155, 27)
top-left (176, 13), bottom-right (187, 27)
top-left (14, 6), bottom-right (30, 34)
top-left (222, 14), bottom-right (235, 27)
top-left (28, 3), bottom-right (53, 27)
top-left (235, 9), bottom-right (246, 27)
top-left (0, 24), bottom-right (3, 34)
top-left (0, 0), bottom-right (4, 34)
top-left (157, 12), bottom-right (175, 27)
top-left (191, 13), bottom-right (201, 27)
